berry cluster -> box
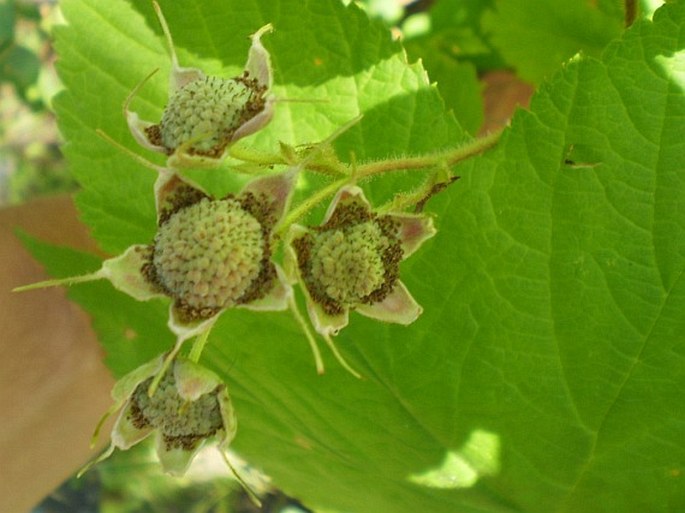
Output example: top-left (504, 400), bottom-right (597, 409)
top-left (17, 2), bottom-right (439, 502)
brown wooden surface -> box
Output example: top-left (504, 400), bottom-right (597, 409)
top-left (480, 70), bottom-right (534, 135)
top-left (0, 195), bottom-right (115, 513)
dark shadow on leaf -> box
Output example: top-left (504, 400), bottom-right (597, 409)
top-left (131, 0), bottom-right (400, 87)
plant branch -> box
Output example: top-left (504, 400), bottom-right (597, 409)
top-left (273, 129), bottom-right (503, 234)
top-left (276, 177), bottom-right (349, 236)
top-left (355, 128), bottom-right (503, 179)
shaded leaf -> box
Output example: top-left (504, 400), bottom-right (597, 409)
top-left (404, 36), bottom-right (484, 134)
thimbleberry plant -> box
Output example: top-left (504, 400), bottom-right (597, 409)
top-left (18, 0), bottom-right (499, 486)
top-left (81, 354), bottom-right (236, 477)
top-left (79, 353), bottom-right (262, 504)
top-left (285, 185), bottom-right (436, 337)
top-left (20, 0), bottom-right (685, 512)
top-left (126, 1), bottom-right (274, 168)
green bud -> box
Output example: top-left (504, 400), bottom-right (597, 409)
top-left (131, 368), bottom-right (223, 450)
top-left (152, 197), bottom-right (265, 314)
top-left (291, 199), bottom-right (403, 317)
top-left (285, 185), bottom-right (434, 340)
top-left (125, 2), bottom-right (274, 169)
top-left (156, 75), bottom-right (266, 157)
top-left (311, 222), bottom-right (390, 304)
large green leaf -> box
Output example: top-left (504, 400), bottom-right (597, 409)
top-left (37, 0), bottom-right (685, 512)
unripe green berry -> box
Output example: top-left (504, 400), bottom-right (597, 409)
top-left (159, 75), bottom-right (265, 156)
top-left (311, 223), bottom-right (389, 304)
top-left (152, 197), bottom-right (264, 311)
top-left (291, 199), bottom-right (404, 316)
top-left (131, 370), bottom-right (222, 449)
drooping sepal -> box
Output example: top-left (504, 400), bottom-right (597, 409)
top-left (101, 245), bottom-right (165, 301)
top-left (306, 292), bottom-right (350, 336)
top-left (355, 280), bottom-right (423, 325)
top-left (393, 214), bottom-right (437, 257)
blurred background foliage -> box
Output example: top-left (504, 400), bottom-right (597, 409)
top-left (0, 0), bottom-right (75, 205)
top-left (33, 440), bottom-right (311, 513)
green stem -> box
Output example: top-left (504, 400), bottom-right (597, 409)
top-left (321, 333), bottom-right (363, 379)
top-left (188, 329), bottom-right (211, 363)
top-left (288, 295), bottom-right (324, 375)
top-left (272, 129), bottom-right (503, 235)
top-left (232, 127), bottom-right (503, 199)
top-left (230, 145), bottom-right (347, 177)
top-left (356, 128), bottom-right (503, 179)
top-left (228, 146), bottom-right (284, 166)
top-left (276, 177), bottom-right (349, 236)
top-left (220, 451), bottom-right (263, 507)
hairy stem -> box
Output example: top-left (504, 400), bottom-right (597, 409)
top-left (276, 177), bottom-right (349, 235)
top-left (355, 128), bottom-right (503, 178)
top-left (276, 129), bottom-right (503, 232)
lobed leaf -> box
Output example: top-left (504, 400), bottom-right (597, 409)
top-left (35, 1), bottom-right (685, 512)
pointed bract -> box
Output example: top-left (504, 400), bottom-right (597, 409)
top-left (393, 215), bottom-right (437, 258)
top-left (101, 245), bottom-right (165, 301)
top-left (239, 264), bottom-right (292, 312)
top-left (322, 184), bottom-right (365, 223)
top-left (241, 167), bottom-right (298, 224)
top-left (152, 1), bottom-right (204, 92)
top-left (123, 69), bottom-right (168, 154)
top-left (174, 357), bottom-right (223, 401)
top-left (156, 435), bottom-right (204, 476)
top-left (355, 280), bottom-right (423, 325)
top-left (245, 24), bottom-right (274, 90)
top-left (112, 403), bottom-right (155, 450)
top-left (307, 295), bottom-right (349, 336)
top-left (168, 306), bottom-right (219, 345)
